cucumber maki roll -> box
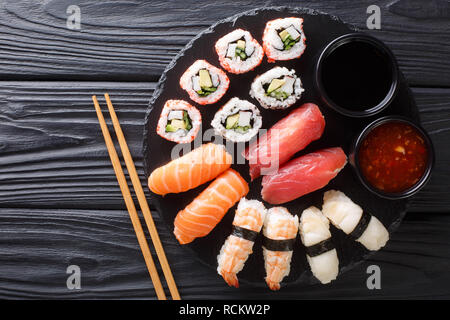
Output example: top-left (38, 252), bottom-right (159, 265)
top-left (179, 60), bottom-right (230, 105)
top-left (211, 97), bottom-right (262, 143)
top-left (156, 100), bottom-right (201, 144)
top-left (262, 17), bottom-right (306, 63)
top-left (250, 66), bottom-right (304, 110)
top-left (215, 29), bottom-right (264, 74)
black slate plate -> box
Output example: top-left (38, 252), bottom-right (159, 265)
top-left (143, 7), bottom-right (418, 287)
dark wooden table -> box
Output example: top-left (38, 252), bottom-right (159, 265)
top-left (0, 0), bottom-right (449, 299)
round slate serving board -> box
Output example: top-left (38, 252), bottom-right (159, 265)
top-left (143, 7), bottom-right (418, 287)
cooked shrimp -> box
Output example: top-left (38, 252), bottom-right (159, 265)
top-left (262, 207), bottom-right (298, 290)
top-left (217, 199), bottom-right (267, 288)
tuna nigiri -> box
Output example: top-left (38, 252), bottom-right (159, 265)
top-left (217, 198), bottom-right (267, 288)
top-left (243, 103), bottom-right (325, 180)
top-left (174, 168), bottom-right (249, 244)
top-left (263, 207), bottom-right (298, 290)
top-left (148, 143), bottom-right (232, 196)
top-left (261, 147), bottom-right (347, 204)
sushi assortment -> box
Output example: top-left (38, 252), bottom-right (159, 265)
top-left (211, 97), bottom-right (262, 143)
top-left (250, 66), bottom-right (304, 109)
top-left (147, 15), bottom-right (394, 290)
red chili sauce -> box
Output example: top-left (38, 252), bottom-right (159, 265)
top-left (358, 121), bottom-right (428, 193)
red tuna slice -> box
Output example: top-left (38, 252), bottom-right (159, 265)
top-left (243, 103), bottom-right (325, 180)
top-left (261, 147), bottom-right (347, 204)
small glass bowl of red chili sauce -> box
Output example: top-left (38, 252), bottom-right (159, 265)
top-left (351, 116), bottom-right (434, 199)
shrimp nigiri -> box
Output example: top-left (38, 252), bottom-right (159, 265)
top-left (174, 168), bottom-right (249, 244)
top-left (262, 207), bottom-right (299, 290)
top-left (217, 198), bottom-right (267, 288)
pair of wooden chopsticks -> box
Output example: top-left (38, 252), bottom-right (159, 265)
top-left (92, 94), bottom-right (180, 300)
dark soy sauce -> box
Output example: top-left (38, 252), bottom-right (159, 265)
top-left (321, 40), bottom-right (393, 111)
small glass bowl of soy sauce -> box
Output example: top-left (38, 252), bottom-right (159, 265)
top-left (315, 33), bottom-right (399, 117)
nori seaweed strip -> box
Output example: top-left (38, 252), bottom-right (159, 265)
top-left (349, 211), bottom-right (371, 239)
top-left (305, 238), bottom-right (335, 257)
top-left (263, 236), bottom-right (296, 251)
top-left (231, 225), bottom-right (259, 242)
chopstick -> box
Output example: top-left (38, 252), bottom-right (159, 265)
top-left (103, 93), bottom-right (181, 300)
top-left (92, 95), bottom-right (167, 300)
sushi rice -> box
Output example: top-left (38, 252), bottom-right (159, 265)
top-left (263, 17), bottom-right (306, 62)
top-left (215, 29), bottom-right (264, 74)
top-left (211, 97), bottom-right (262, 143)
top-left (250, 66), bottom-right (304, 109)
top-left (179, 59), bottom-right (230, 105)
top-left (156, 99), bottom-right (201, 144)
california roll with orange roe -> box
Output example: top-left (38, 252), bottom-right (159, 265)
top-left (156, 99), bottom-right (201, 144)
top-left (215, 29), bottom-right (264, 74)
top-left (262, 17), bottom-right (306, 63)
top-left (179, 60), bottom-right (230, 105)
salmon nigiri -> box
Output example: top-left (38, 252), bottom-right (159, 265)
top-left (217, 198), bottom-right (267, 288)
top-left (174, 168), bottom-right (249, 244)
top-left (148, 143), bottom-right (232, 195)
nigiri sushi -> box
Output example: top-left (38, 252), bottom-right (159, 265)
top-left (174, 168), bottom-right (249, 244)
top-left (263, 207), bottom-right (298, 290)
top-left (299, 206), bottom-right (339, 284)
top-left (179, 60), bottom-right (230, 105)
top-left (217, 198), bottom-right (267, 288)
top-left (262, 147), bottom-right (347, 204)
top-left (148, 143), bottom-right (232, 196)
top-left (243, 103), bottom-right (325, 180)
top-left (322, 190), bottom-right (389, 251)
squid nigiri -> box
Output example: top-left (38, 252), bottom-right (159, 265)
top-left (174, 168), bottom-right (249, 244)
top-left (322, 190), bottom-right (389, 251)
top-left (217, 198), bottom-right (267, 288)
top-left (262, 207), bottom-right (298, 290)
top-left (299, 206), bottom-right (339, 284)
top-left (148, 143), bottom-right (232, 196)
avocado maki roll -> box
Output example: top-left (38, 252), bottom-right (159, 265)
top-left (250, 66), bottom-right (304, 110)
top-left (179, 60), bottom-right (230, 105)
top-left (262, 17), bottom-right (306, 63)
top-left (156, 100), bottom-right (201, 144)
top-left (211, 97), bottom-right (262, 143)
top-left (215, 29), bottom-right (264, 74)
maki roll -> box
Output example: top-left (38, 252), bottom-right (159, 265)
top-left (299, 206), bottom-right (339, 284)
top-left (215, 29), bottom-right (264, 74)
top-left (262, 17), bottom-right (306, 62)
top-left (156, 100), bottom-right (201, 144)
top-left (250, 66), bottom-right (304, 109)
top-left (217, 198), bottom-right (267, 288)
top-left (263, 207), bottom-right (298, 291)
top-left (211, 97), bottom-right (262, 143)
top-left (322, 190), bottom-right (389, 251)
top-left (179, 59), bottom-right (230, 105)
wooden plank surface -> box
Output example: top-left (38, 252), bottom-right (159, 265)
top-left (0, 207), bottom-right (448, 299)
top-left (0, 0), bottom-right (448, 86)
top-left (0, 82), bottom-right (448, 212)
